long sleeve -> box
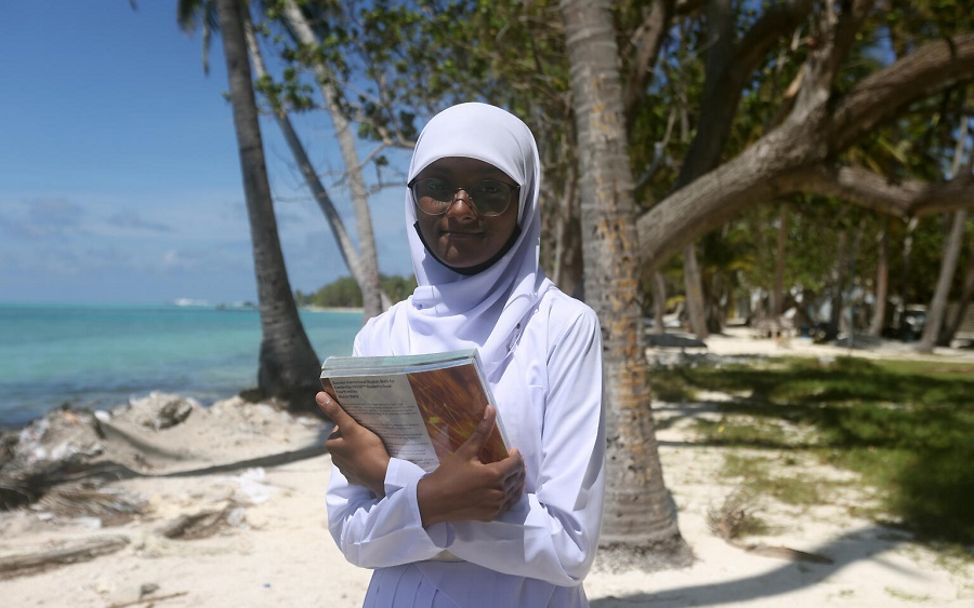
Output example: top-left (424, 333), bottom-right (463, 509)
top-left (325, 328), bottom-right (448, 568)
top-left (326, 457), bottom-right (447, 567)
top-left (431, 309), bottom-right (605, 586)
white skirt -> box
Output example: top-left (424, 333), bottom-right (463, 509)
top-left (362, 562), bottom-right (589, 608)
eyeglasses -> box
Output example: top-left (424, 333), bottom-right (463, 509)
top-left (410, 177), bottom-right (519, 217)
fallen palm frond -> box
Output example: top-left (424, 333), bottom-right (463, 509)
top-left (35, 482), bottom-right (148, 526)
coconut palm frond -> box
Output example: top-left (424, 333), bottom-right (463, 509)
top-left (177, 0), bottom-right (221, 74)
top-left (35, 483), bottom-right (149, 527)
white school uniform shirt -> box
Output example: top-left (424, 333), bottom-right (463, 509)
top-left (326, 286), bottom-right (605, 608)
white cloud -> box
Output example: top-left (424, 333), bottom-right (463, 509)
top-left (105, 210), bottom-right (172, 233)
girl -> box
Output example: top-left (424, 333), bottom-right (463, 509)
top-left (317, 102), bottom-right (605, 607)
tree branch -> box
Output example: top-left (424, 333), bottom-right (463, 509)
top-left (637, 18), bottom-right (974, 269)
top-left (830, 33), bottom-right (974, 150)
top-left (674, 0), bottom-right (812, 186)
top-left (624, 0), bottom-right (672, 116)
top-left (733, 0), bottom-right (813, 74)
top-left (783, 164), bottom-right (974, 217)
top-left (637, 121), bottom-right (807, 267)
top-left (790, 0), bottom-right (873, 121)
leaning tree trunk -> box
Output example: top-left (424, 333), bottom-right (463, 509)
top-left (942, 256), bottom-right (974, 345)
top-left (282, 0), bottom-right (384, 320)
top-left (917, 210), bottom-right (968, 353)
top-left (917, 114), bottom-right (970, 352)
top-left (216, 0), bottom-right (320, 409)
top-left (243, 19), bottom-right (390, 312)
top-left (868, 221), bottom-right (889, 336)
top-left (560, 0), bottom-right (688, 563)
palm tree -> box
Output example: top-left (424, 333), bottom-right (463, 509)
top-left (177, 0), bottom-right (390, 320)
top-left (214, 0), bottom-right (320, 407)
top-left (280, 0), bottom-right (385, 319)
top-left (558, 0), bottom-right (689, 563)
top-left (242, 15), bottom-right (389, 313)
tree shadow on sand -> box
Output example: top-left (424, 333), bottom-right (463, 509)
top-left (591, 524), bottom-right (921, 607)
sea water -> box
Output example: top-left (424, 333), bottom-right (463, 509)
top-left (0, 302), bottom-right (362, 427)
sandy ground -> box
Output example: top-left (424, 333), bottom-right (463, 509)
top-left (1, 335), bottom-right (972, 607)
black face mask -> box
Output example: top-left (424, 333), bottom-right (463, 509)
top-left (413, 222), bottom-right (522, 276)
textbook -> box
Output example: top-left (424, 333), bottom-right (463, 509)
top-left (319, 349), bottom-right (509, 472)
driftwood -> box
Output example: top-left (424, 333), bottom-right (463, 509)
top-left (0, 534), bottom-right (129, 579)
top-left (159, 504), bottom-right (237, 540)
top-left (735, 541), bottom-right (834, 564)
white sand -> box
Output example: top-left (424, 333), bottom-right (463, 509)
top-left (2, 336), bottom-right (972, 607)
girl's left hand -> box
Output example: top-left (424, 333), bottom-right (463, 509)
top-left (316, 391), bottom-right (390, 498)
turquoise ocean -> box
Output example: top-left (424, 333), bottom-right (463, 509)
top-left (0, 303), bottom-right (362, 427)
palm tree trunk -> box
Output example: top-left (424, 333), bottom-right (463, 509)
top-left (772, 205), bottom-right (789, 324)
top-left (917, 210), bottom-right (968, 353)
top-left (829, 229), bottom-right (848, 338)
top-left (683, 244), bottom-right (709, 338)
top-left (868, 221), bottom-right (889, 336)
top-left (281, 0), bottom-right (383, 319)
top-left (560, 0), bottom-right (688, 562)
top-left (899, 217), bottom-right (919, 325)
top-left (243, 18), bottom-right (389, 315)
top-left (216, 0), bottom-right (320, 408)
top-left (652, 271), bottom-right (667, 335)
top-left (844, 223), bottom-right (865, 340)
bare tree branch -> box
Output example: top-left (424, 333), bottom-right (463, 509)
top-left (830, 33), bottom-right (974, 150)
top-left (733, 0), bottom-right (813, 74)
top-left (637, 123), bottom-right (803, 267)
top-left (674, 0), bottom-right (813, 186)
top-left (782, 164), bottom-right (974, 217)
top-left (637, 11), bottom-right (974, 268)
top-left (624, 0), bottom-right (672, 115)
top-left (331, 143), bottom-right (391, 188)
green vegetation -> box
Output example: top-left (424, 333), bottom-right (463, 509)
top-left (716, 452), bottom-right (833, 508)
top-left (650, 357), bottom-right (974, 545)
top-left (295, 274), bottom-right (416, 308)
top-left (884, 587), bottom-right (932, 603)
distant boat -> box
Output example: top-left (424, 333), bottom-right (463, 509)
top-left (172, 298), bottom-right (209, 307)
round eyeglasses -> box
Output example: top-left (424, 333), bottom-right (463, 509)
top-left (410, 177), bottom-right (519, 217)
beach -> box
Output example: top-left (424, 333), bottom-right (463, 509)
top-left (2, 331), bottom-right (972, 607)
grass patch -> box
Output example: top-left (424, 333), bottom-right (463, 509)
top-left (718, 452), bottom-right (830, 507)
top-left (884, 587), bottom-right (931, 602)
top-left (660, 356), bottom-right (974, 544)
top-left (647, 365), bottom-right (697, 402)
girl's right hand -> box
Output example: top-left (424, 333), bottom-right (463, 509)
top-left (416, 405), bottom-right (525, 526)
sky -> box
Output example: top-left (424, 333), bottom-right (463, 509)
top-left (0, 1), bottom-right (414, 305)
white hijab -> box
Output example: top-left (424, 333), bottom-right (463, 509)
top-left (383, 102), bottom-right (553, 377)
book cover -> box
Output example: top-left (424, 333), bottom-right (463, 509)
top-left (320, 349), bottom-right (508, 472)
